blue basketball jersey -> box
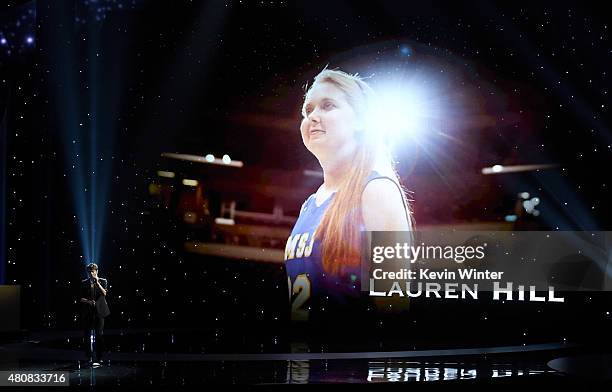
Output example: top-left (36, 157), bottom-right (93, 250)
top-left (284, 170), bottom-right (408, 321)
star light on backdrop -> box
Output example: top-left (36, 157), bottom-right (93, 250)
top-left (76, 0), bottom-right (144, 23)
top-left (0, 1), bottom-right (35, 58)
top-left (399, 44), bottom-right (412, 57)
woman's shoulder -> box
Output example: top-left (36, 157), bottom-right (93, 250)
top-left (299, 193), bottom-right (315, 215)
top-left (365, 169), bottom-right (396, 185)
top-left (361, 171), bottom-right (412, 231)
top-left (362, 176), bottom-right (403, 207)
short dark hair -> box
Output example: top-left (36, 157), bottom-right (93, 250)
top-left (86, 263), bottom-right (98, 271)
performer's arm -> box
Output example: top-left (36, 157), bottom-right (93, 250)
top-left (79, 282), bottom-right (89, 303)
top-left (96, 278), bottom-right (107, 296)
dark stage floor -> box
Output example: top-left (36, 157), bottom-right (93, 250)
top-left (1, 328), bottom-right (611, 387)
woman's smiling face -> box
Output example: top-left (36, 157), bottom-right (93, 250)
top-left (300, 82), bottom-right (360, 156)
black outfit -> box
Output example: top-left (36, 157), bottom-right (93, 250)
top-left (79, 277), bottom-right (110, 361)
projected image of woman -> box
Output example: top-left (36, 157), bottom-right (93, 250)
top-left (284, 68), bottom-right (413, 322)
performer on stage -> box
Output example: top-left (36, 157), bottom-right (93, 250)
top-left (78, 262), bottom-right (110, 364)
top-left (284, 68), bottom-right (413, 323)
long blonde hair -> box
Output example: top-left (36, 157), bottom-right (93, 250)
top-left (303, 69), bottom-right (412, 276)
